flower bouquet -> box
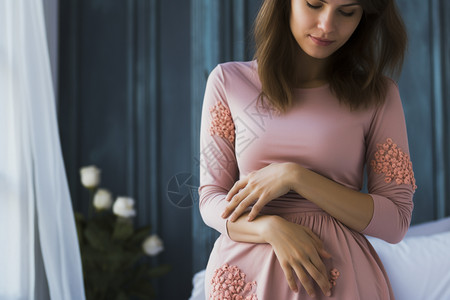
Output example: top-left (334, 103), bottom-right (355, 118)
top-left (75, 165), bottom-right (170, 300)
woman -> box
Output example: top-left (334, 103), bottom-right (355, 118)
top-left (198, 0), bottom-right (415, 299)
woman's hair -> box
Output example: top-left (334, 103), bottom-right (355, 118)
top-left (253, 0), bottom-right (408, 113)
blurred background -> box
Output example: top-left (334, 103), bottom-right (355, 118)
top-left (41, 0), bottom-right (450, 298)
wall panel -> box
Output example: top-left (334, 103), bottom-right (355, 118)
top-left (398, 0), bottom-right (435, 223)
top-left (58, 0), bottom-right (449, 298)
top-left (59, 0), bottom-right (192, 298)
top-left (190, 0), bottom-right (262, 274)
top-left (442, 0), bottom-right (450, 217)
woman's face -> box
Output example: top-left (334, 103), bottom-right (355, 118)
top-left (290, 0), bottom-right (363, 60)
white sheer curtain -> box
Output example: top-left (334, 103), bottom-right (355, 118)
top-left (0, 1), bottom-right (86, 299)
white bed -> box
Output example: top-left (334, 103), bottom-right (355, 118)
top-left (189, 217), bottom-right (450, 300)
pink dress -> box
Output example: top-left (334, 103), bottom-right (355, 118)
top-left (198, 61), bottom-right (416, 300)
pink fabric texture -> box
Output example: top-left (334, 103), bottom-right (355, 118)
top-left (198, 61), bottom-right (415, 299)
top-left (371, 138), bottom-right (417, 190)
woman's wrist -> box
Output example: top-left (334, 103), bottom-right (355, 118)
top-left (283, 162), bottom-right (304, 192)
top-left (258, 214), bottom-right (285, 243)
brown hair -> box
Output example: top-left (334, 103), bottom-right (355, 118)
top-left (253, 0), bottom-right (408, 113)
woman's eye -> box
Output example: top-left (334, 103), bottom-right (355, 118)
top-left (306, 1), bottom-right (322, 9)
top-left (339, 10), bottom-right (355, 17)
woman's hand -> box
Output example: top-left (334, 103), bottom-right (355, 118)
top-left (222, 162), bottom-right (298, 222)
top-left (261, 216), bottom-right (332, 297)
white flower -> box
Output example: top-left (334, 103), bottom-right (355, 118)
top-left (80, 165), bottom-right (101, 188)
top-left (142, 234), bottom-right (164, 256)
top-left (113, 197), bottom-right (136, 218)
top-left (93, 189), bottom-right (112, 210)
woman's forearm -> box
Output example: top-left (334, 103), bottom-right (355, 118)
top-left (226, 212), bottom-right (278, 243)
top-left (227, 211), bottom-right (333, 296)
top-left (288, 163), bottom-right (374, 232)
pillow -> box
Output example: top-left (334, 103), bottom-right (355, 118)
top-left (406, 217), bottom-right (450, 237)
top-left (190, 218), bottom-right (450, 300)
top-left (367, 230), bottom-right (450, 300)
top-left (189, 269), bottom-right (206, 300)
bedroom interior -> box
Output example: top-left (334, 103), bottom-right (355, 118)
top-left (57, 0), bottom-right (450, 298)
top-left (0, 0), bottom-right (449, 299)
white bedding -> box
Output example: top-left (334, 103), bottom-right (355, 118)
top-left (189, 217), bottom-right (450, 300)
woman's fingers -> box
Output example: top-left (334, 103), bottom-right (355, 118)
top-left (280, 259), bottom-right (326, 298)
top-left (280, 262), bottom-right (299, 293)
top-left (270, 222), bottom-right (333, 297)
top-left (223, 184), bottom-right (271, 222)
top-left (304, 255), bottom-right (332, 297)
top-left (305, 228), bottom-right (332, 259)
top-left (292, 264), bottom-right (316, 297)
top-left (247, 194), bottom-right (269, 221)
top-left (224, 164), bottom-right (292, 220)
top-left (229, 193), bottom-right (257, 222)
top-left (225, 180), bottom-right (246, 201)
top-left (298, 232), bottom-right (332, 296)
top-left (222, 186), bottom-right (251, 219)
top-left (223, 190), bottom-right (269, 221)
top-left (318, 248), bottom-right (332, 259)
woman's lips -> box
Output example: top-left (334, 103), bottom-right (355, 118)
top-left (309, 35), bottom-right (334, 46)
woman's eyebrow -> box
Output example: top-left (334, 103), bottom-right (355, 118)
top-left (319, 0), bottom-right (360, 7)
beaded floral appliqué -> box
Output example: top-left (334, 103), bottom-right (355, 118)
top-left (209, 263), bottom-right (257, 300)
top-left (370, 138), bottom-right (417, 191)
top-left (209, 102), bottom-right (235, 144)
top-left (329, 268), bottom-right (340, 289)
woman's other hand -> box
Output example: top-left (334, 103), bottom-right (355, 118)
top-left (261, 216), bottom-right (332, 297)
top-left (222, 162), bottom-right (298, 222)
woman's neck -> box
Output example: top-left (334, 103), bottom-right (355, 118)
top-left (293, 49), bottom-right (330, 88)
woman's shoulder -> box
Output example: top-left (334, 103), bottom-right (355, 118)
top-left (366, 77), bottom-right (404, 119)
top-left (210, 60), bottom-right (257, 80)
top-left (364, 77), bottom-right (401, 111)
top-left (217, 60), bottom-right (256, 71)
top-left (384, 76), bottom-right (399, 91)
top-left (207, 60), bottom-right (260, 92)
top-left (382, 77), bottom-right (402, 105)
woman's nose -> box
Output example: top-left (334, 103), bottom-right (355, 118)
top-left (317, 10), bottom-right (335, 34)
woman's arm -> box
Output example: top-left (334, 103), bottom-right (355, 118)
top-left (223, 82), bottom-right (415, 243)
top-left (222, 162), bottom-right (373, 232)
top-left (287, 163), bottom-right (374, 232)
top-left (225, 211), bottom-right (272, 243)
top-left (227, 212), bottom-right (332, 297)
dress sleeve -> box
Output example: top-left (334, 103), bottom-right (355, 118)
top-left (361, 80), bottom-right (416, 244)
top-left (197, 65), bottom-right (238, 238)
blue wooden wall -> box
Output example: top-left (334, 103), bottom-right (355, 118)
top-left (396, 0), bottom-right (450, 221)
top-left (58, 0), bottom-right (449, 299)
